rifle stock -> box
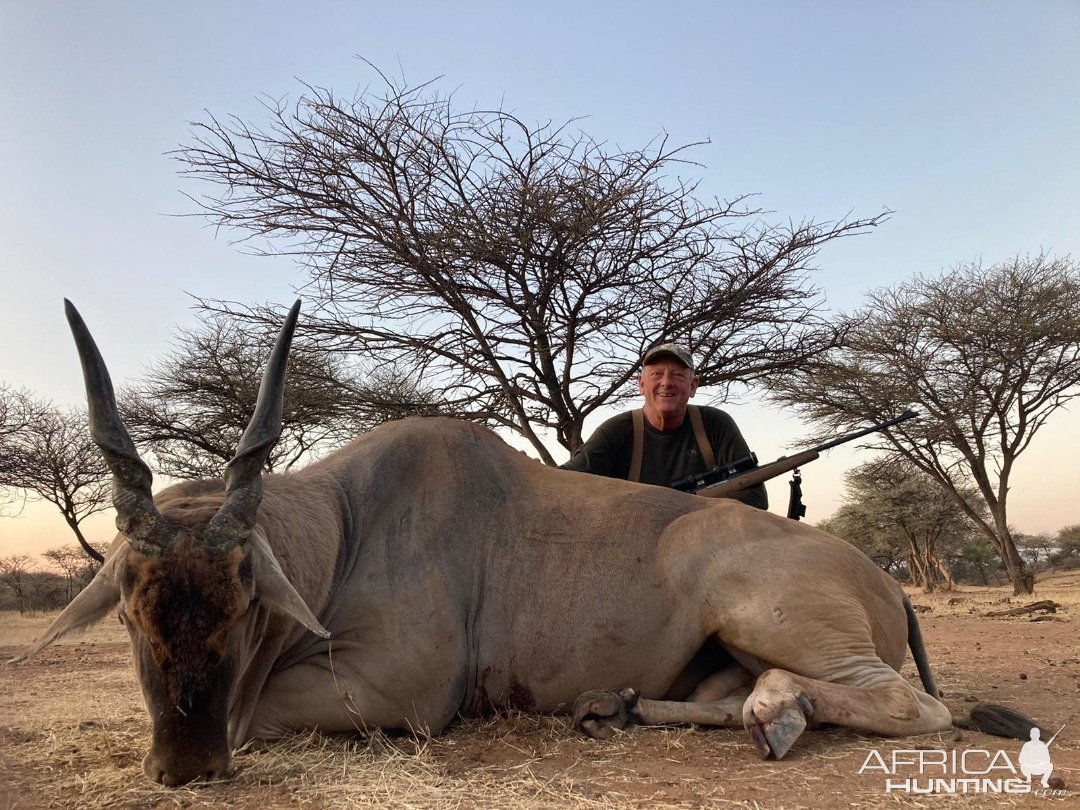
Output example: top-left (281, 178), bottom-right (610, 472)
top-left (694, 449), bottom-right (820, 499)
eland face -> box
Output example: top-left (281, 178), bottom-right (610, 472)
top-left (16, 300), bottom-right (328, 786)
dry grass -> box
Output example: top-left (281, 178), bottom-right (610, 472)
top-left (2, 572), bottom-right (1076, 808)
top-left (902, 568), bottom-right (1080, 617)
top-left (0, 610), bottom-right (127, 647)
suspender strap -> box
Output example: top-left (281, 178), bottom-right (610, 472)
top-left (632, 405), bottom-right (713, 483)
top-left (687, 405), bottom-right (716, 469)
top-left (629, 408), bottom-right (644, 483)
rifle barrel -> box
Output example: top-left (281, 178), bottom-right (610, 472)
top-left (1047, 723), bottom-right (1066, 746)
top-left (810, 409), bottom-right (919, 453)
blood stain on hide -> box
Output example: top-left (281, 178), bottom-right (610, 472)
top-left (468, 667), bottom-right (535, 715)
top-left (507, 679), bottom-right (535, 711)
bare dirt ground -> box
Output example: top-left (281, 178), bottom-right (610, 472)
top-left (1, 572), bottom-right (1077, 809)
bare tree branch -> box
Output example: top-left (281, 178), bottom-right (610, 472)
top-left (121, 311), bottom-right (441, 478)
top-left (770, 252), bottom-right (1080, 595)
top-left (174, 71), bottom-right (884, 461)
top-left (0, 390), bottom-right (110, 564)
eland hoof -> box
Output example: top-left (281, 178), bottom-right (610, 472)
top-left (747, 695), bottom-right (813, 760)
top-left (573, 688), bottom-right (639, 741)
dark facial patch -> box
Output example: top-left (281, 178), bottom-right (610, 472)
top-left (123, 538), bottom-right (250, 703)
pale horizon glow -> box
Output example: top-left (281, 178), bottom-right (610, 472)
top-left (1, 2), bottom-right (1078, 561)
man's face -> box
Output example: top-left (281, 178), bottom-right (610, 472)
top-left (638, 358), bottom-right (699, 422)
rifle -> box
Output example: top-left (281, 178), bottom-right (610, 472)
top-left (672, 409), bottom-right (919, 500)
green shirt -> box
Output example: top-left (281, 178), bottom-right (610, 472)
top-left (561, 406), bottom-right (768, 509)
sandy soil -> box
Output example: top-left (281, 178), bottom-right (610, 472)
top-left (1, 573), bottom-right (1076, 809)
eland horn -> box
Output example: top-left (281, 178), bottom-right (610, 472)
top-left (202, 300), bottom-right (301, 553)
top-left (64, 299), bottom-right (173, 556)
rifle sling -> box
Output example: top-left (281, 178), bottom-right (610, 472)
top-left (687, 405), bottom-right (716, 469)
top-left (630, 405), bottom-right (715, 483)
top-left (630, 409), bottom-right (644, 483)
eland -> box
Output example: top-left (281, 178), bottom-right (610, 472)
top-left (13, 300), bottom-right (1034, 785)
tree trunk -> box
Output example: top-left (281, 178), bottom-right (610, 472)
top-left (998, 528), bottom-right (1034, 595)
top-left (921, 544), bottom-right (938, 593)
top-left (64, 513), bottom-right (105, 564)
top-left (933, 555), bottom-right (955, 591)
top-left (908, 549), bottom-right (933, 593)
top-left (981, 510), bottom-right (1035, 595)
top-left (1009, 568), bottom-right (1035, 596)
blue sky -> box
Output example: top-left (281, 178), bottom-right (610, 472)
top-left (2, 2), bottom-right (1078, 556)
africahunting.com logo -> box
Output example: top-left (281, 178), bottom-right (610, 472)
top-left (859, 725), bottom-right (1067, 797)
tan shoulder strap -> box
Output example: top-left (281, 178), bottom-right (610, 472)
top-left (687, 405), bottom-right (716, 469)
top-left (629, 408), bottom-right (644, 482)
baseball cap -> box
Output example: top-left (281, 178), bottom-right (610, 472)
top-left (641, 343), bottom-right (695, 373)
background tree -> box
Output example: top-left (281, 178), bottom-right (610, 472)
top-left (41, 542), bottom-right (106, 605)
top-left (1050, 524), bottom-right (1080, 569)
top-left (0, 396), bottom-right (110, 563)
top-left (948, 539), bottom-right (1006, 587)
top-left (0, 386), bottom-right (48, 514)
top-left (820, 457), bottom-right (984, 591)
top-left (0, 555), bottom-right (35, 613)
top-left (816, 512), bottom-right (908, 577)
top-left (177, 70), bottom-right (884, 463)
top-left (770, 253), bottom-right (1080, 594)
top-left (1013, 532), bottom-right (1057, 570)
top-left (122, 311), bottom-right (437, 478)
top-left (0, 385), bottom-right (33, 444)
top-left (26, 569), bottom-right (65, 611)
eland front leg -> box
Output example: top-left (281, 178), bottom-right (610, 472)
top-left (574, 663), bottom-right (754, 740)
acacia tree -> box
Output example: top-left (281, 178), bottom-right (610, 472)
top-left (824, 458), bottom-right (985, 592)
top-left (0, 385), bottom-right (36, 443)
top-left (176, 71), bottom-right (883, 463)
top-left (0, 386), bottom-right (48, 513)
top-left (1051, 524), bottom-right (1080, 568)
top-left (816, 512), bottom-right (908, 577)
top-left (770, 254), bottom-right (1080, 594)
top-left (0, 555), bottom-right (35, 613)
top-left (42, 543), bottom-right (106, 603)
top-left (122, 312), bottom-right (437, 477)
top-left (947, 539), bottom-right (1005, 587)
top-left (0, 396), bottom-right (110, 563)
top-left (1013, 532), bottom-right (1057, 569)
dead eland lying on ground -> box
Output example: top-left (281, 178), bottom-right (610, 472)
top-left (10, 300), bottom-right (1036, 786)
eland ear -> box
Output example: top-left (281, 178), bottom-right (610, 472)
top-left (9, 552), bottom-right (124, 664)
top-left (249, 528), bottom-right (330, 639)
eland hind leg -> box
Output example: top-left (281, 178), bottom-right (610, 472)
top-left (575, 523), bottom-right (955, 755)
top-left (574, 661), bottom-right (952, 759)
top-left (575, 600), bottom-right (952, 758)
top-left (742, 665), bottom-right (952, 759)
